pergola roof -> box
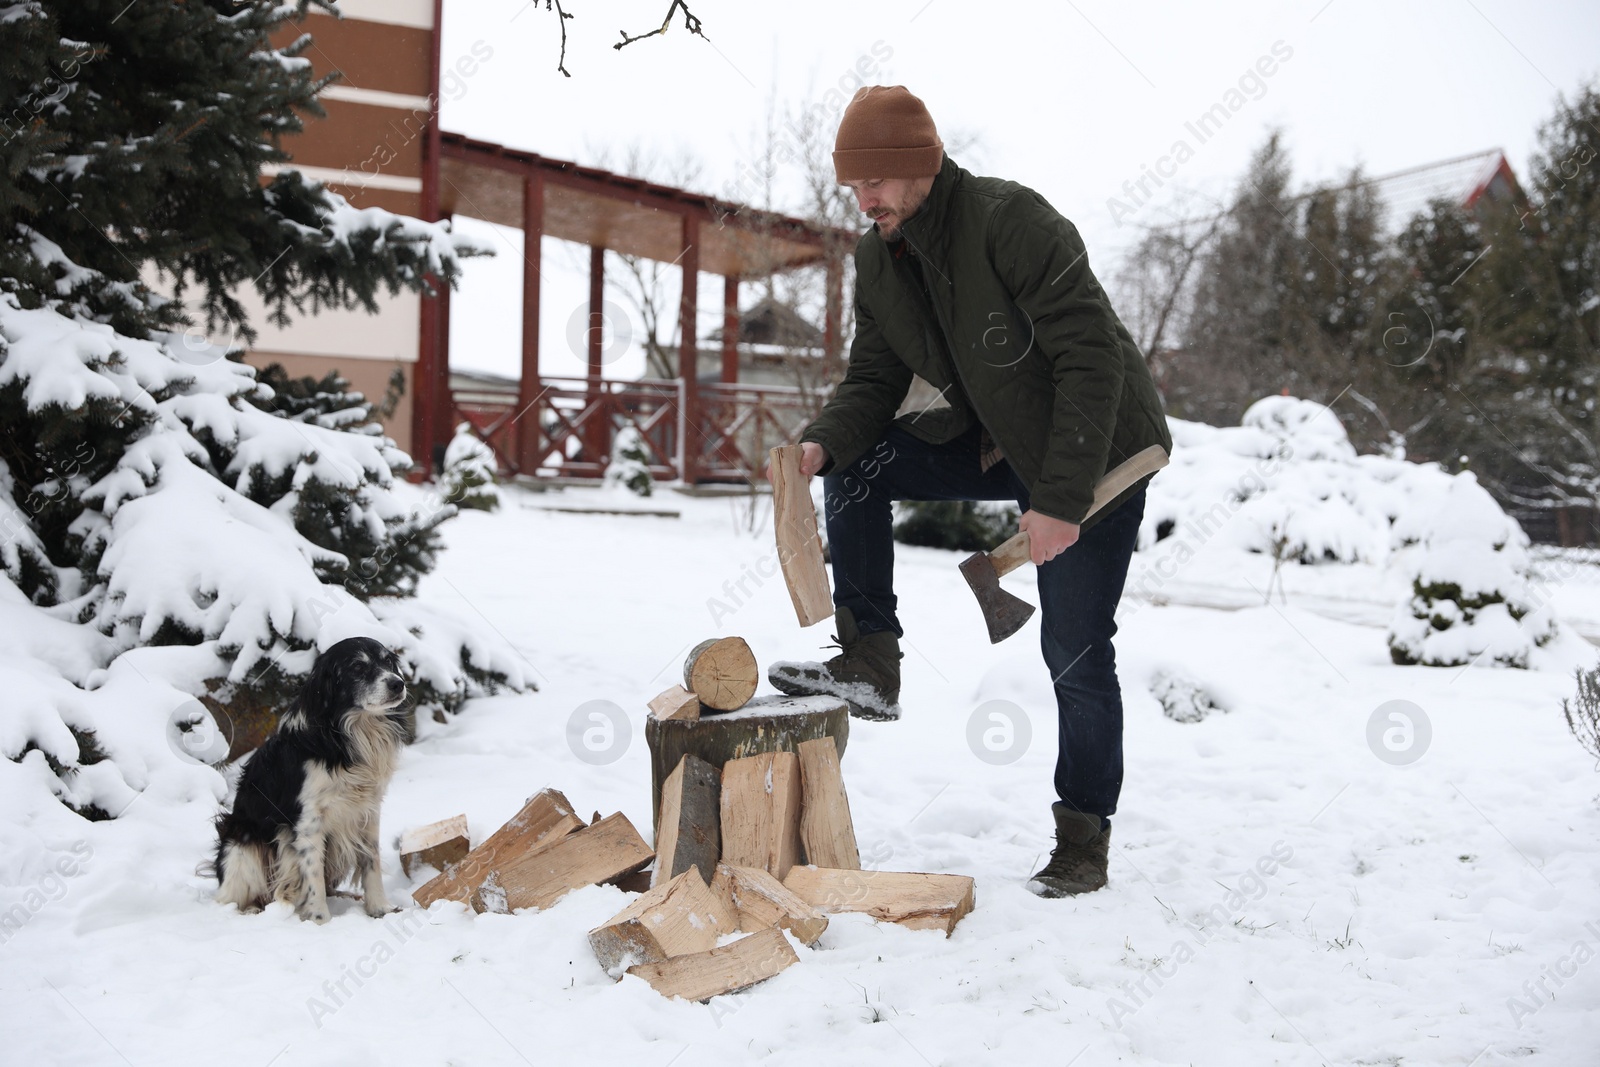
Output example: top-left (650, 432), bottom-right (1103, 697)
top-left (438, 132), bottom-right (856, 277)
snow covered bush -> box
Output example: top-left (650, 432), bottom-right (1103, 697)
top-left (1142, 395), bottom-right (1422, 566)
top-left (1386, 472), bottom-right (1558, 668)
top-left (604, 425), bottom-right (655, 497)
top-left (1149, 671), bottom-right (1225, 724)
top-left (440, 423), bottom-right (501, 512)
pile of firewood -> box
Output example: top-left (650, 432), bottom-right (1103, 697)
top-left (402, 636), bottom-right (975, 1001)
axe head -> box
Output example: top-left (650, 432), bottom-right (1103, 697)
top-left (958, 550), bottom-right (1035, 644)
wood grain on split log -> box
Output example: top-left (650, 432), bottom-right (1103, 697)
top-left (781, 866), bottom-right (976, 936)
top-left (711, 863), bottom-right (828, 946)
top-left (769, 444), bottom-right (833, 627)
top-left (719, 750), bottom-right (803, 881)
top-left (588, 869), bottom-right (737, 976)
top-left (796, 737), bottom-right (860, 870)
top-left (625, 926), bottom-right (799, 1001)
top-left (471, 811), bottom-right (653, 914)
top-left (412, 789), bottom-right (584, 909)
top-left (682, 637), bottom-right (759, 712)
top-left (647, 684), bottom-right (700, 721)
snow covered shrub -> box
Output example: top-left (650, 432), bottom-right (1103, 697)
top-left (440, 423), bottom-right (501, 512)
top-left (1149, 671), bottom-right (1225, 724)
top-left (1562, 663), bottom-right (1600, 765)
top-left (1386, 472), bottom-right (1558, 668)
top-left (604, 425), bottom-right (654, 497)
top-left (1142, 396), bottom-right (1409, 566)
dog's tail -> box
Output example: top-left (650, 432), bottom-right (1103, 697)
top-left (197, 809), bottom-right (231, 882)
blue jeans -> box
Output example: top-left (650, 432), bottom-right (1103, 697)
top-left (823, 423), bottom-right (1145, 822)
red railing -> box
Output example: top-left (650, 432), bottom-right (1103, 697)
top-left (452, 376), bottom-right (825, 483)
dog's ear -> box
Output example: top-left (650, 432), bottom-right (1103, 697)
top-left (299, 646), bottom-right (349, 723)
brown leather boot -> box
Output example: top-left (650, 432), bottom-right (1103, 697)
top-left (767, 606), bottom-right (902, 721)
top-left (1026, 804), bottom-right (1110, 897)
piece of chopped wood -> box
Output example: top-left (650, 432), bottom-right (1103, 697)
top-left (474, 811), bottom-right (654, 913)
top-left (769, 444), bottom-right (833, 627)
top-left (683, 637), bottom-right (759, 712)
top-left (412, 789), bottom-right (585, 909)
top-left (652, 754), bottom-right (721, 888)
top-left (588, 869), bottom-right (738, 976)
top-left (781, 866), bottom-right (976, 936)
top-left (719, 750), bottom-right (802, 881)
top-left (399, 814), bottom-right (471, 878)
top-left (626, 927), bottom-right (799, 1001)
top-left (711, 863), bottom-right (828, 946)
top-left (648, 684), bottom-right (700, 721)
top-left (796, 737), bottom-right (859, 870)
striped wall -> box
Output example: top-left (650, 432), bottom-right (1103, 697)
top-left (241, 1), bottom-right (440, 454)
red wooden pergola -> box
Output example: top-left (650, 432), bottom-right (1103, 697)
top-left (411, 131), bottom-right (856, 483)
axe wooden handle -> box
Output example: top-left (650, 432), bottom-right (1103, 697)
top-left (987, 444), bottom-right (1170, 578)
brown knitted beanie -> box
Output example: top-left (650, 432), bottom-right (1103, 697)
top-left (832, 86), bottom-right (943, 181)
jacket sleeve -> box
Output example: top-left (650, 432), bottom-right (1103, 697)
top-left (988, 191), bottom-right (1125, 524)
top-left (799, 287), bottom-right (913, 476)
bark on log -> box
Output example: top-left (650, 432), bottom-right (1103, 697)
top-left (398, 814), bottom-right (471, 878)
top-left (645, 694), bottom-right (849, 831)
top-left (652, 754), bottom-right (721, 888)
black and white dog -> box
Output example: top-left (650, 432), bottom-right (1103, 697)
top-left (213, 636), bottom-right (409, 923)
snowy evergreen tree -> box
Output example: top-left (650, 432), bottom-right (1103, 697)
top-left (0, 2), bottom-right (528, 816)
top-left (1387, 472), bottom-right (1558, 668)
top-left (604, 425), bottom-right (654, 497)
top-left (440, 423), bottom-right (501, 512)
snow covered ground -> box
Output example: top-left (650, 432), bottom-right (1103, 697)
top-left (5, 473), bottom-right (1600, 1066)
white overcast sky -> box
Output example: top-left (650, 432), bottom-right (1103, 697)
top-left (435, 0), bottom-right (1600, 380)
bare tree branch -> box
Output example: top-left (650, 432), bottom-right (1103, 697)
top-left (614, 0), bottom-right (709, 51)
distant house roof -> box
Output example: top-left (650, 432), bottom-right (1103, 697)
top-left (707, 297), bottom-right (825, 350)
top-left (1322, 149), bottom-right (1523, 233)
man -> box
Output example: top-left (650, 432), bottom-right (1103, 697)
top-left (767, 85), bottom-right (1172, 897)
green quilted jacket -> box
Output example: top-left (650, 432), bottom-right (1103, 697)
top-left (800, 155), bottom-right (1171, 528)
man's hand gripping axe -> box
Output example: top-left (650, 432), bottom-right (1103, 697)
top-left (958, 444), bottom-right (1170, 643)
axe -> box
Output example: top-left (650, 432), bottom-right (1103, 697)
top-left (959, 444), bottom-right (1170, 643)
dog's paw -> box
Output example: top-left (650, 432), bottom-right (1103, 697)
top-left (300, 904), bottom-right (332, 924)
top-left (364, 900), bottom-right (399, 918)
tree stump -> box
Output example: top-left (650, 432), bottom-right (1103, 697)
top-left (682, 637), bottom-right (760, 712)
top-left (645, 694), bottom-right (849, 831)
